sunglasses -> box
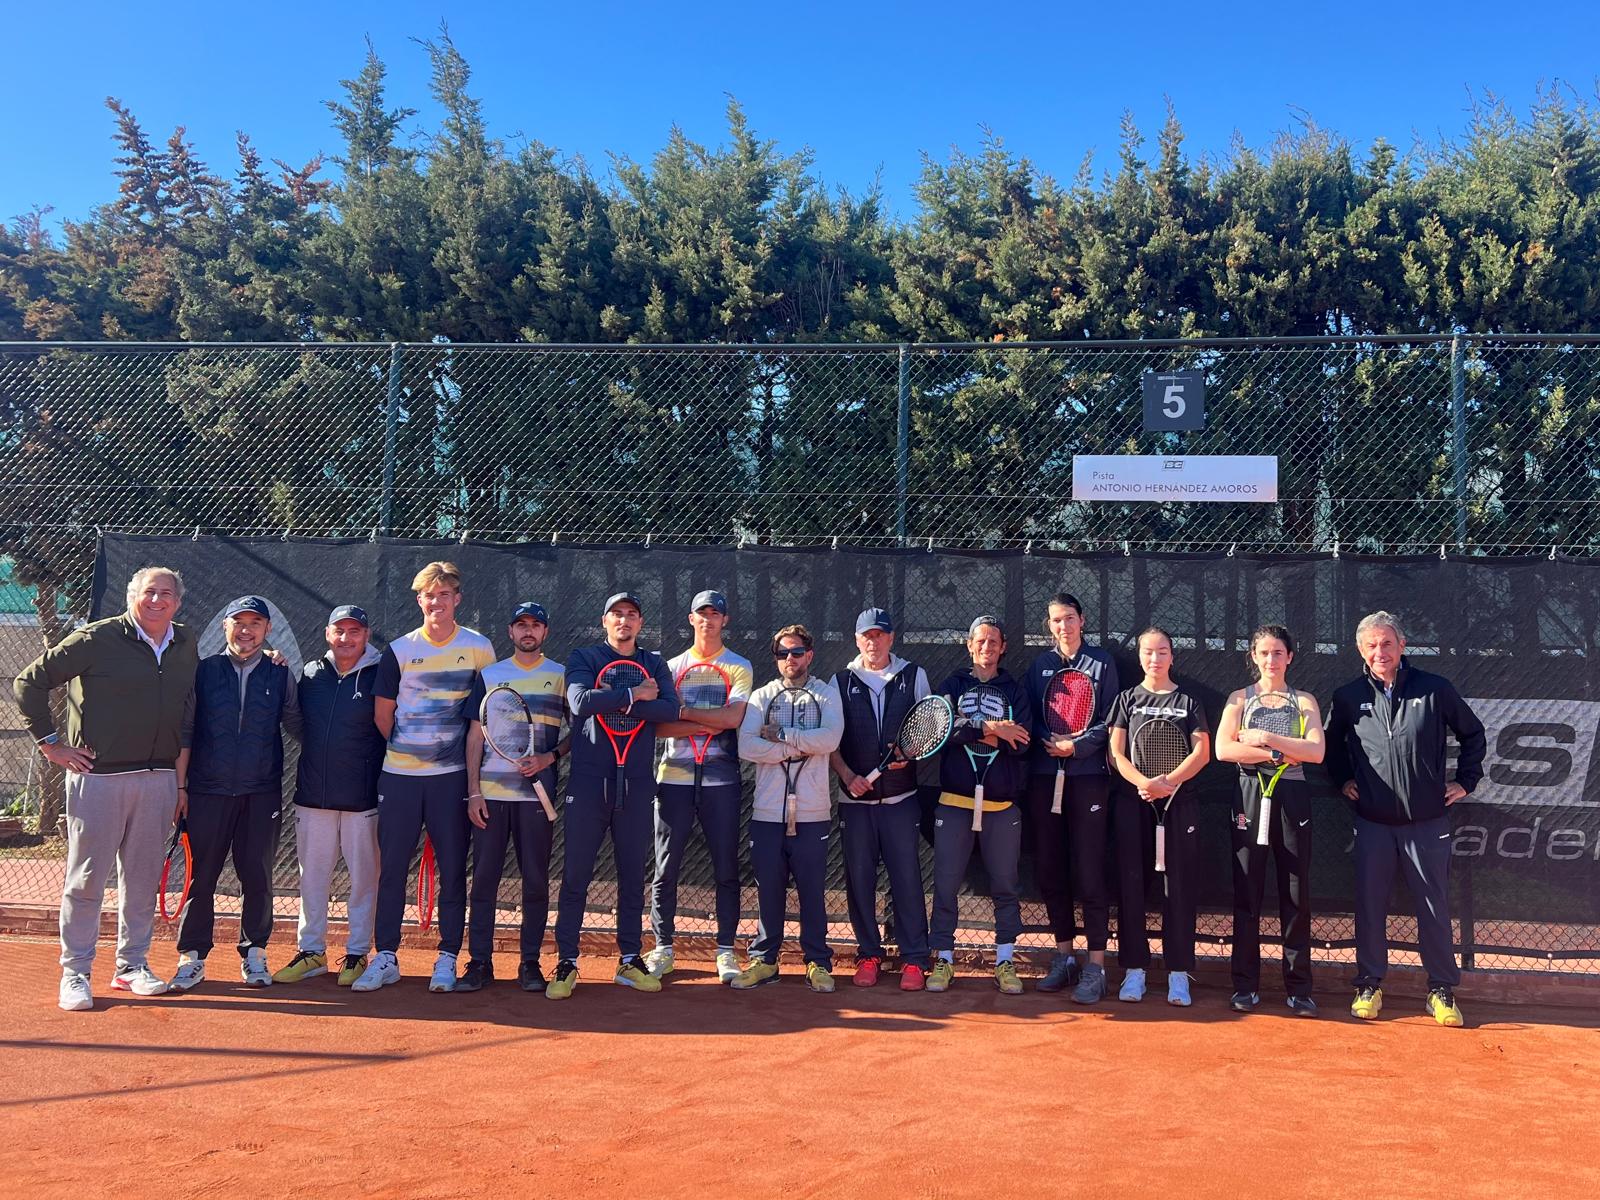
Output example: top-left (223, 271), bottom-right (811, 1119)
top-left (773, 646), bottom-right (811, 659)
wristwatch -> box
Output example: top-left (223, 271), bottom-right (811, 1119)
top-left (1268, 749), bottom-right (1285, 766)
top-left (38, 733), bottom-right (59, 748)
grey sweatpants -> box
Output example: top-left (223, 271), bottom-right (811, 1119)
top-left (59, 769), bottom-right (176, 976)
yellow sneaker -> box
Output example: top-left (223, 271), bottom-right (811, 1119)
top-left (615, 956), bottom-right (662, 992)
top-left (805, 962), bottom-right (835, 993)
top-left (926, 960), bottom-right (955, 993)
top-left (1426, 987), bottom-right (1464, 1027)
top-left (731, 959), bottom-right (780, 990)
top-left (336, 954), bottom-right (368, 987)
top-left (546, 959), bottom-right (578, 1000)
top-left (995, 960), bottom-right (1024, 995)
top-left (1350, 985), bottom-right (1383, 1020)
top-left (272, 950), bottom-right (327, 983)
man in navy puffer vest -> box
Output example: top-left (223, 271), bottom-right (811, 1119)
top-left (170, 596), bottom-right (301, 991)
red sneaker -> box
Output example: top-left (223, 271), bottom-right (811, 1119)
top-left (853, 956), bottom-right (882, 987)
top-left (900, 963), bottom-right (927, 992)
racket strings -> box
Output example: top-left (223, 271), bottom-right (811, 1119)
top-left (1132, 720), bottom-right (1189, 776)
top-left (1044, 671), bottom-right (1095, 734)
top-left (899, 699), bottom-right (953, 758)
top-left (958, 685), bottom-right (1009, 722)
top-left (678, 666), bottom-right (728, 710)
top-left (1244, 695), bottom-right (1301, 737)
top-left (598, 663), bottom-right (648, 731)
top-left (483, 689), bottom-right (534, 758)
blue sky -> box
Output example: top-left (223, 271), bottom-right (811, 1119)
top-left (4, 0), bottom-right (1598, 231)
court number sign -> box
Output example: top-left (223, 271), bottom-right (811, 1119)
top-left (1142, 369), bottom-right (1206, 432)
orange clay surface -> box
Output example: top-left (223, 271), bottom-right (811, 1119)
top-left (1, 936), bottom-right (1596, 1199)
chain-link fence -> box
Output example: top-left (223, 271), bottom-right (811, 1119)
top-left (5, 337), bottom-right (1600, 979)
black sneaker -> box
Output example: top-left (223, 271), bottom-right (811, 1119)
top-left (1286, 995), bottom-right (1319, 1018)
top-left (1229, 990), bottom-right (1260, 1013)
top-left (456, 959), bottom-right (494, 992)
top-left (518, 959), bottom-right (547, 992)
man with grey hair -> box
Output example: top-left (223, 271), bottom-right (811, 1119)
top-left (1325, 610), bottom-right (1485, 1027)
top-left (14, 566), bottom-right (200, 1011)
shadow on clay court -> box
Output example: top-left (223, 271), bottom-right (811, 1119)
top-left (49, 961), bottom-right (1265, 1038)
top-left (0, 1032), bottom-right (533, 1108)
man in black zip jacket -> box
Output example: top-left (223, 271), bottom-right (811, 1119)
top-left (1325, 610), bottom-right (1485, 1028)
top-left (273, 605), bottom-right (386, 988)
top-left (169, 596), bottom-right (302, 991)
top-left (925, 616), bottom-right (1033, 995)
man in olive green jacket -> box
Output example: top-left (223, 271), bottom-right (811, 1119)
top-left (14, 566), bottom-right (199, 1011)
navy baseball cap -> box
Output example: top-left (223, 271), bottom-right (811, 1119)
top-left (603, 591), bottom-right (643, 615)
top-left (690, 589), bottom-right (728, 615)
top-left (327, 604), bottom-right (370, 627)
top-left (510, 601), bottom-right (550, 625)
top-left (968, 614), bottom-right (1005, 638)
top-left (855, 607), bottom-right (893, 635)
top-left (224, 595), bottom-right (270, 619)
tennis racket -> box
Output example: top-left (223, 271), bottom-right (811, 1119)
top-left (480, 683), bottom-right (559, 821)
top-left (1131, 717), bottom-right (1189, 874)
top-left (1042, 667), bottom-right (1095, 815)
top-left (418, 835), bottom-right (436, 932)
top-left (1242, 689), bottom-right (1303, 848)
top-left (958, 684), bottom-right (1010, 832)
top-left (766, 684), bottom-right (822, 836)
top-left (158, 817), bottom-right (192, 923)
top-left (676, 660), bottom-right (733, 807)
top-left (861, 695), bottom-right (955, 789)
top-left (596, 658), bottom-right (649, 809)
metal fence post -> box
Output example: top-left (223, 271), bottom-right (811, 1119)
top-left (1450, 336), bottom-right (1468, 549)
top-left (381, 342), bottom-right (402, 536)
top-left (896, 343), bottom-right (910, 545)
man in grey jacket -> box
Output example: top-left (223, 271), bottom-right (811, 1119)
top-left (733, 624), bottom-right (844, 992)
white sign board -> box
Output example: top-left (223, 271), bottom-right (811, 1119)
top-left (1072, 455), bottom-right (1278, 502)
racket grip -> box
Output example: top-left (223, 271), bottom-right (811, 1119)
top-left (534, 778), bottom-right (558, 823)
top-left (1050, 767), bottom-right (1065, 816)
top-left (1257, 795), bottom-right (1272, 847)
top-left (861, 766), bottom-right (883, 786)
top-left (1155, 823), bottom-right (1167, 873)
top-left (971, 784), bottom-right (984, 832)
top-left (785, 790), bottom-right (797, 838)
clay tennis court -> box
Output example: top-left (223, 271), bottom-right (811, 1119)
top-left (2, 935), bottom-right (1595, 1199)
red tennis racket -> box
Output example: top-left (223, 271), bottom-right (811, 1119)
top-left (418, 835), bottom-right (436, 932)
top-left (676, 660), bottom-right (732, 806)
top-left (158, 817), bottom-right (192, 923)
top-left (597, 658), bottom-right (650, 809)
top-left (1042, 667), bottom-right (1095, 815)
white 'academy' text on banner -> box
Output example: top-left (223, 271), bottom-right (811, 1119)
top-left (1072, 455), bottom-right (1279, 502)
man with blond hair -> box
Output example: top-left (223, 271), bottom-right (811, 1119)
top-left (15, 566), bottom-right (200, 1011)
top-left (353, 561), bottom-right (496, 994)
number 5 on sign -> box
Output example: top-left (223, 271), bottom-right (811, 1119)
top-left (1143, 369), bottom-right (1206, 432)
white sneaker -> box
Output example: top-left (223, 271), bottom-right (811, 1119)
top-left (351, 951), bottom-right (400, 992)
top-left (429, 951), bottom-right (459, 993)
top-left (241, 947), bottom-right (273, 987)
top-left (1167, 971), bottom-right (1192, 1007)
top-left (644, 946), bottom-right (675, 978)
top-left (1119, 967), bottom-right (1147, 1002)
top-left (169, 953), bottom-right (206, 992)
top-left (111, 964), bottom-right (169, 996)
top-left (59, 971), bottom-right (93, 1011)
top-left (715, 950), bottom-right (740, 984)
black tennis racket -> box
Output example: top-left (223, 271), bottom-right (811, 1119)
top-left (861, 695), bottom-right (954, 792)
top-left (1131, 717), bottom-right (1189, 874)
top-left (766, 684), bottom-right (822, 836)
top-left (958, 684), bottom-right (1010, 832)
top-left (481, 683), bottom-right (558, 821)
top-left (1242, 689), bottom-right (1302, 847)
